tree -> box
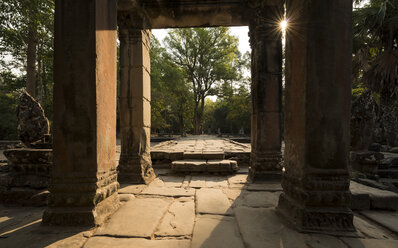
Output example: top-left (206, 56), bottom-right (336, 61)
top-left (164, 27), bottom-right (243, 134)
top-left (0, 0), bottom-right (54, 139)
top-left (150, 36), bottom-right (194, 134)
top-left (353, 0), bottom-right (398, 145)
top-left (0, 0), bottom-right (54, 100)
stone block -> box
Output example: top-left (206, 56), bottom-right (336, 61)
top-left (155, 200), bottom-right (195, 237)
top-left (95, 198), bottom-right (170, 238)
top-left (84, 237), bottom-right (190, 248)
top-left (351, 192), bottom-right (370, 210)
top-left (191, 215), bottom-right (244, 248)
top-left (233, 191), bottom-right (280, 208)
top-left (342, 238), bottom-right (398, 248)
top-left (140, 187), bottom-right (195, 197)
top-left (189, 176), bottom-right (207, 188)
top-left (202, 152), bottom-right (224, 160)
top-left (350, 181), bottom-right (398, 210)
top-left (196, 188), bottom-right (232, 215)
top-left (183, 152), bottom-right (203, 160)
top-left (354, 215), bottom-right (393, 239)
top-left (360, 211), bottom-right (398, 234)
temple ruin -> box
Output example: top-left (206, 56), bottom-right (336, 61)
top-left (42, 0), bottom-right (354, 233)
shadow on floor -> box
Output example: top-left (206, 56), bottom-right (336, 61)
top-left (0, 206), bottom-right (95, 248)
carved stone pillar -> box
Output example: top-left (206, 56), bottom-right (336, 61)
top-left (277, 0), bottom-right (354, 232)
top-left (249, 3), bottom-right (283, 181)
top-left (118, 24), bottom-right (155, 184)
top-left (43, 0), bottom-right (119, 226)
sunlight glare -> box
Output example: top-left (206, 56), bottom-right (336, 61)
top-left (280, 19), bottom-right (288, 32)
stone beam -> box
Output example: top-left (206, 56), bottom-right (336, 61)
top-left (42, 0), bottom-right (120, 226)
top-left (277, 0), bottom-right (354, 233)
top-left (118, 22), bottom-right (155, 184)
top-left (249, 2), bottom-right (283, 181)
top-left (117, 0), bottom-right (285, 29)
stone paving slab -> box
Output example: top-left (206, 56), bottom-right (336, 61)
top-left (205, 176), bottom-right (229, 188)
top-left (246, 183), bottom-right (282, 192)
top-left (151, 136), bottom-right (250, 164)
top-left (353, 215), bottom-right (392, 239)
top-left (155, 200), bottom-right (195, 237)
top-left (160, 176), bottom-right (185, 187)
top-left (96, 198), bottom-right (170, 238)
top-left (233, 191), bottom-right (280, 208)
top-left (350, 181), bottom-right (398, 210)
top-left (228, 174), bottom-right (248, 184)
top-left (360, 211), bottom-right (398, 234)
top-left (0, 206), bottom-right (93, 248)
top-left (234, 207), bottom-right (348, 248)
top-left (84, 237), bottom-right (190, 248)
top-left (234, 207), bottom-right (286, 247)
top-left (196, 188), bottom-right (232, 215)
top-left (189, 175), bottom-right (207, 188)
top-left (118, 185), bottom-right (146, 194)
top-left (342, 238), bottom-right (398, 248)
top-left (172, 159), bottom-right (238, 173)
top-left (140, 187), bottom-right (195, 197)
top-left (191, 215), bottom-right (245, 248)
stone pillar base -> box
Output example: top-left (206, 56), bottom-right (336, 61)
top-left (43, 193), bottom-right (120, 226)
top-left (249, 170), bottom-right (282, 181)
top-left (118, 155), bottom-right (156, 184)
top-left (43, 170), bottom-right (120, 226)
top-left (249, 152), bottom-right (282, 181)
top-left (118, 172), bottom-right (155, 184)
top-left (277, 193), bottom-right (355, 233)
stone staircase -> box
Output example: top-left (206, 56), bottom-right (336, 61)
top-left (150, 136), bottom-right (251, 174)
top-left (171, 158), bottom-right (238, 174)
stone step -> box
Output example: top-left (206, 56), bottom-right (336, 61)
top-left (378, 169), bottom-right (398, 179)
top-left (171, 159), bottom-right (238, 173)
top-left (350, 181), bottom-right (398, 211)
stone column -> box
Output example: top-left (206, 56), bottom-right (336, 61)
top-left (43, 0), bottom-right (119, 226)
top-left (118, 26), bottom-right (155, 184)
top-left (277, 0), bottom-right (354, 232)
top-left (249, 3), bottom-right (283, 181)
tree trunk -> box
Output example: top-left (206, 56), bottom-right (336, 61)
top-left (37, 46), bottom-right (44, 104)
top-left (193, 100), bottom-right (200, 135)
top-left (26, 13), bottom-right (37, 97)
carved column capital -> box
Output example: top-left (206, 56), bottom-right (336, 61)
top-left (118, 11), bottom-right (151, 30)
top-left (248, 2), bottom-right (284, 48)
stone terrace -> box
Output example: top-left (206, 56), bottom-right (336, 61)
top-left (149, 135), bottom-right (251, 166)
top-left (1, 167), bottom-right (398, 248)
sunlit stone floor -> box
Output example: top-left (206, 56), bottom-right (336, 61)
top-left (1, 167), bottom-right (398, 248)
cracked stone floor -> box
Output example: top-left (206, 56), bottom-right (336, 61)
top-left (1, 168), bottom-right (398, 248)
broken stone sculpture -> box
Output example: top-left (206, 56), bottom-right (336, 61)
top-left (1, 90), bottom-right (52, 206)
top-left (17, 90), bottom-right (51, 148)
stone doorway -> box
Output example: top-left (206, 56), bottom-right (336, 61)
top-left (45, 0), bottom-right (354, 233)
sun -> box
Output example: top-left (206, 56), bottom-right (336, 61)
top-left (280, 19), bottom-right (288, 32)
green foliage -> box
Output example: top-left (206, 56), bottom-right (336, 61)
top-left (0, 0), bottom-right (54, 139)
top-left (151, 28), bottom-right (250, 135)
top-left (203, 84), bottom-right (251, 134)
top-left (353, 0), bottom-right (398, 98)
top-left (164, 27), bottom-right (244, 134)
top-left (0, 91), bottom-right (19, 140)
top-left (151, 36), bottom-right (194, 134)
